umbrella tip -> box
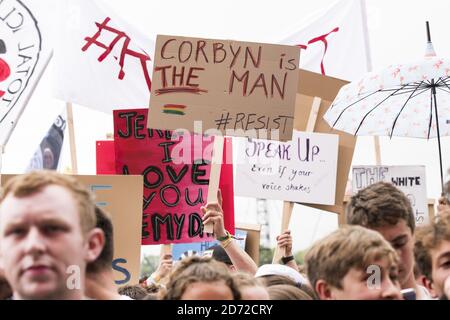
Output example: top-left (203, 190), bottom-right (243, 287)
top-left (425, 22), bottom-right (436, 57)
top-left (425, 42), bottom-right (437, 57)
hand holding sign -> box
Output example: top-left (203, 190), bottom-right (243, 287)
top-left (149, 253), bottom-right (173, 285)
top-left (201, 189), bottom-right (227, 239)
top-left (276, 230), bottom-right (293, 257)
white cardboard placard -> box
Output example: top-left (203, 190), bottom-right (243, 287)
top-left (352, 165), bottom-right (429, 226)
top-left (235, 131), bottom-right (339, 205)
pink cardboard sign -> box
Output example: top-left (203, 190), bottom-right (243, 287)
top-left (114, 108), bottom-right (215, 245)
top-left (97, 135), bottom-right (235, 238)
top-left (96, 140), bottom-right (115, 174)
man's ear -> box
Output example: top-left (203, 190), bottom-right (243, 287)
top-left (85, 228), bottom-right (105, 263)
top-left (423, 277), bottom-right (438, 298)
top-left (315, 280), bottom-right (335, 300)
top-left (0, 249), bottom-right (4, 271)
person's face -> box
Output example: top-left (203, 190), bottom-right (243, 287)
top-left (240, 285), bottom-right (270, 300)
top-left (42, 148), bottom-right (55, 169)
top-left (327, 258), bottom-right (402, 300)
top-left (430, 240), bottom-right (450, 297)
top-left (0, 185), bottom-right (95, 299)
top-left (181, 280), bottom-right (234, 300)
top-left (373, 220), bottom-right (414, 288)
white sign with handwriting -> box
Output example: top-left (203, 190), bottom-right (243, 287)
top-left (352, 165), bottom-right (429, 226)
top-left (235, 131), bottom-right (339, 205)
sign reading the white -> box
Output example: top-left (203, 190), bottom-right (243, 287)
top-left (352, 166), bottom-right (429, 226)
top-left (235, 131), bottom-right (339, 205)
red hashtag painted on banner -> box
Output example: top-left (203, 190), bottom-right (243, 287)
top-left (82, 17), bottom-right (152, 91)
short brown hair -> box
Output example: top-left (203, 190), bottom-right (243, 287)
top-left (118, 284), bottom-right (148, 300)
top-left (232, 272), bottom-right (261, 288)
top-left (347, 182), bottom-right (415, 233)
top-left (305, 225), bottom-right (399, 292)
top-left (257, 274), bottom-right (298, 287)
top-left (419, 215), bottom-right (450, 280)
top-left (414, 226), bottom-right (432, 280)
top-left (0, 171), bottom-right (96, 235)
top-left (161, 256), bottom-right (241, 300)
top-left (267, 284), bottom-right (313, 300)
top-left (87, 206), bottom-right (114, 274)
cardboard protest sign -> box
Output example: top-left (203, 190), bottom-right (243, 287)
top-left (219, 137), bottom-right (235, 234)
top-left (80, 175), bottom-right (143, 286)
top-left (352, 165), bottom-right (429, 226)
top-left (97, 136), bottom-right (235, 235)
top-left (235, 222), bottom-right (261, 265)
top-left (114, 108), bottom-right (217, 245)
top-left (96, 140), bottom-right (115, 174)
top-left (148, 35), bottom-right (300, 141)
top-left (0, 174), bottom-right (143, 286)
top-left (172, 229), bottom-right (247, 262)
top-left (171, 222), bottom-right (261, 265)
top-left (235, 131), bottom-right (339, 205)
top-left (295, 69), bottom-right (354, 214)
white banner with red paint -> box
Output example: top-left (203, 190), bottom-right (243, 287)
top-left (279, 0), bottom-right (369, 81)
top-left (52, 0), bottom-right (155, 113)
top-left (0, 0), bottom-right (53, 146)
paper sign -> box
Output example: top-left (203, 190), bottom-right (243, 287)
top-left (114, 108), bottom-right (215, 245)
top-left (235, 131), bottom-right (339, 205)
top-left (1, 174), bottom-right (143, 286)
top-left (148, 35), bottom-right (300, 141)
top-left (96, 140), bottom-right (115, 174)
top-left (97, 137), bottom-right (235, 234)
top-left (171, 229), bottom-right (247, 262)
top-left (81, 175), bottom-right (143, 286)
top-left (352, 165), bottom-right (429, 225)
top-left (219, 137), bottom-right (235, 234)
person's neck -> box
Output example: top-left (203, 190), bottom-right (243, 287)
top-left (85, 269), bottom-right (121, 300)
top-left (401, 274), bottom-right (430, 299)
top-left (402, 273), bottom-right (417, 290)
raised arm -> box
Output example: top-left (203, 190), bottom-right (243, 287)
top-left (276, 230), bottom-right (299, 272)
top-left (201, 190), bottom-right (258, 275)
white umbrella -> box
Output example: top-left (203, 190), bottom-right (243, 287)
top-left (324, 22), bottom-right (449, 192)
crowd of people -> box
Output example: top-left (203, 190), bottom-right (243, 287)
top-left (0, 170), bottom-right (449, 300)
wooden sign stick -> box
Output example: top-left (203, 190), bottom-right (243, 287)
top-left (204, 135), bottom-right (225, 234)
top-left (0, 145), bottom-right (4, 188)
top-left (160, 244), bottom-right (172, 259)
top-left (272, 96), bottom-right (322, 264)
top-left (66, 102), bottom-right (78, 174)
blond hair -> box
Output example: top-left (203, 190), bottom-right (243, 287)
top-left (161, 256), bottom-right (241, 300)
top-left (305, 225), bottom-right (399, 291)
top-left (267, 284), bottom-right (313, 300)
top-left (0, 171), bottom-right (96, 235)
top-left (232, 272), bottom-right (265, 288)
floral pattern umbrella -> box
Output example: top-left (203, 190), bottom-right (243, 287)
top-left (324, 23), bottom-right (449, 191)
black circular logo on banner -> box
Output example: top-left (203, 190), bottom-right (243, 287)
top-left (0, 0), bottom-right (42, 124)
